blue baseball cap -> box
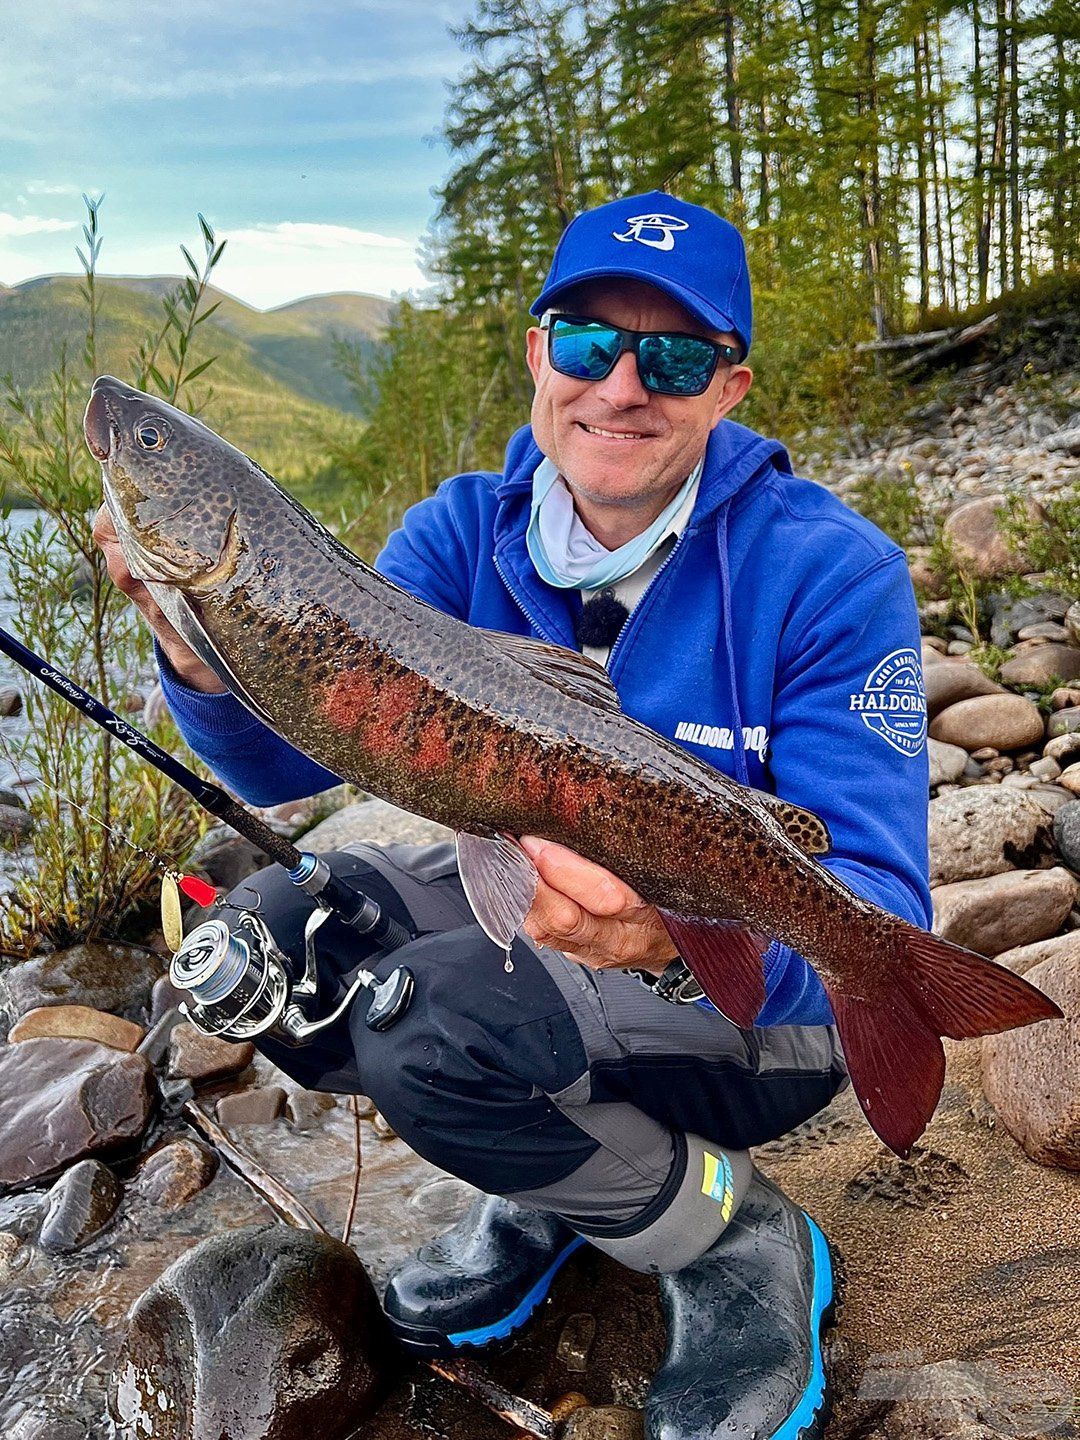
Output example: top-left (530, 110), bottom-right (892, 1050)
top-left (530, 190), bottom-right (752, 358)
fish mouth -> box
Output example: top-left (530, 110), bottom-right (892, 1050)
top-left (84, 389), bottom-right (116, 462)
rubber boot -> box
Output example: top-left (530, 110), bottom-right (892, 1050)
top-left (645, 1170), bottom-right (837, 1440)
top-left (383, 1193), bottom-right (585, 1356)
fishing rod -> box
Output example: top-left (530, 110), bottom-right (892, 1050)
top-left (0, 622), bottom-right (415, 1041)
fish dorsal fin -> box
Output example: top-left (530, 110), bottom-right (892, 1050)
top-left (482, 630), bottom-right (622, 715)
top-left (753, 791), bottom-right (831, 855)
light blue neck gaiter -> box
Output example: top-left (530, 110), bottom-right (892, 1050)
top-left (526, 457), bottom-right (702, 591)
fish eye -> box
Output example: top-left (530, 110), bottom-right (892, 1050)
top-left (134, 417), bottom-right (171, 451)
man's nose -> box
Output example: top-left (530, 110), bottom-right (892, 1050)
top-left (592, 350), bottom-right (650, 409)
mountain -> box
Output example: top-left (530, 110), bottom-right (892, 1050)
top-left (0, 275), bottom-right (393, 487)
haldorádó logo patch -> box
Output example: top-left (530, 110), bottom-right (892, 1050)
top-left (612, 213), bottom-right (689, 251)
top-left (849, 648), bottom-right (927, 756)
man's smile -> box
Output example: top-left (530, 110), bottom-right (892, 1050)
top-left (577, 422), bottom-right (657, 441)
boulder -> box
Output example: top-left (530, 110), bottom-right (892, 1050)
top-left (130, 1139), bottom-right (218, 1209)
top-left (931, 868), bottom-right (1077, 956)
top-left (998, 644), bottom-right (1080, 687)
top-left (38, 1159), bottom-right (122, 1253)
top-left (982, 952), bottom-right (1080, 1168)
top-left (1047, 706), bottom-right (1080, 738)
top-left (942, 495), bottom-right (1043, 580)
top-left (0, 804), bottom-right (33, 839)
top-left (168, 1023), bottom-right (255, 1085)
top-left (927, 789), bottom-right (1055, 887)
top-left (930, 695), bottom-right (1045, 752)
top-left (1059, 764), bottom-right (1080, 795)
top-left (928, 739), bottom-right (968, 789)
top-left (0, 1038), bottom-right (155, 1189)
top-left (994, 930), bottom-right (1080, 976)
top-left (1052, 800), bottom-right (1080, 871)
top-left (300, 796), bottom-right (451, 852)
top-left (8, 1004), bottom-right (144, 1052)
top-left (1043, 731), bottom-right (1080, 765)
top-left (924, 663), bottom-right (1003, 721)
top-left (0, 943), bottom-right (163, 1031)
top-left (109, 1224), bottom-right (394, 1439)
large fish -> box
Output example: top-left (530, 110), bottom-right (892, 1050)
top-left (84, 377), bottom-right (1061, 1156)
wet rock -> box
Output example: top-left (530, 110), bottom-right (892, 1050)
top-left (9, 1003), bottom-right (144, 1051)
top-left (942, 494), bottom-right (1043, 579)
top-left (928, 788), bottom-right (1055, 887)
top-left (994, 930), bottom-right (1080, 976)
top-left (857, 1353), bottom-right (1072, 1439)
top-left (300, 796), bottom-right (451, 851)
top-left (928, 739), bottom-right (968, 789)
top-left (168, 1022), bottom-right (254, 1085)
top-left (0, 803), bottom-right (33, 838)
top-left (931, 867), bottom-right (1077, 956)
top-left (924, 663), bottom-right (1002, 720)
top-left (929, 694), bottom-right (1045, 752)
top-left (0, 685), bottom-right (23, 717)
top-left (130, 1139), bottom-right (218, 1209)
top-left (999, 643), bottom-right (1080, 687)
top-left (1052, 800), bottom-right (1080, 871)
top-left (982, 952), bottom-right (1080, 1168)
top-left (0, 942), bottom-right (163, 1030)
top-left (372, 1110), bottom-right (397, 1140)
top-left (216, 1086), bottom-right (286, 1126)
top-left (1047, 705), bottom-right (1080, 738)
top-left (285, 1089), bottom-right (337, 1131)
top-left (110, 1223), bottom-right (393, 1439)
top-left (562, 1406), bottom-right (645, 1440)
top-left (0, 1038), bottom-right (155, 1189)
top-left (38, 1158), bottom-right (122, 1253)
top-left (151, 972), bottom-right (188, 1023)
top-left (557, 1312), bottom-right (598, 1373)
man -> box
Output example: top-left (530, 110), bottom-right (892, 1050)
top-left (96, 191), bottom-right (931, 1439)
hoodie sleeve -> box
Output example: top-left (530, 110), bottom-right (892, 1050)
top-left (748, 550), bottom-right (932, 1027)
top-left (152, 478), bottom-right (479, 805)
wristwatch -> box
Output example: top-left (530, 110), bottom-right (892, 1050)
top-left (637, 956), bottom-right (704, 1005)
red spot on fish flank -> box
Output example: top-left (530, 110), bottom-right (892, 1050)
top-left (321, 670), bottom-right (377, 731)
top-left (413, 714), bottom-right (452, 772)
top-left (472, 730), bottom-right (503, 789)
top-left (552, 769), bottom-right (587, 827)
top-left (364, 672), bottom-right (427, 757)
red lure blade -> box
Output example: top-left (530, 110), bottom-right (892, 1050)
top-left (178, 874), bottom-right (218, 907)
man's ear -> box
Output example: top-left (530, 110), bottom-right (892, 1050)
top-left (710, 366), bottom-right (753, 429)
top-left (525, 326), bottom-right (545, 385)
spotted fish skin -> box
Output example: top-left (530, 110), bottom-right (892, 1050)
top-left (85, 376), bottom-right (1062, 1157)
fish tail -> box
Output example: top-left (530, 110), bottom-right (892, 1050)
top-left (826, 921), bottom-right (1063, 1157)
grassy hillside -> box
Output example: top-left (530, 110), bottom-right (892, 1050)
top-left (0, 276), bottom-right (389, 491)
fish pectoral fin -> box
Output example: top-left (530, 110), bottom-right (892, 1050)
top-left (480, 631), bottom-right (622, 716)
top-left (752, 791), bottom-right (832, 855)
top-left (658, 911), bottom-right (769, 1029)
top-left (457, 831), bottom-right (540, 952)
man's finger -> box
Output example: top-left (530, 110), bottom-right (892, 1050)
top-left (520, 835), bottom-right (639, 917)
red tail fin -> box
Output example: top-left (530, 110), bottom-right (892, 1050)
top-left (829, 922), bottom-right (1062, 1156)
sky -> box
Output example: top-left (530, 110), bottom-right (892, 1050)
top-left (0, 0), bottom-right (479, 309)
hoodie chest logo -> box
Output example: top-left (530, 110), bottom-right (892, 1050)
top-left (849, 648), bottom-right (927, 756)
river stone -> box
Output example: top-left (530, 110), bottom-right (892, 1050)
top-left (982, 953), bottom-right (1080, 1168)
top-left (994, 930), bottom-right (1080, 976)
top-left (0, 685), bottom-right (23, 717)
top-left (1047, 706), bottom-right (1080, 738)
top-left (0, 942), bottom-right (163, 1029)
top-left (928, 739), bottom-right (968, 789)
top-left (998, 643), bottom-right (1080, 687)
top-left (1044, 731), bottom-right (1080, 765)
top-left (0, 1038), bottom-right (155, 1189)
top-left (38, 1158), bottom-right (122, 1253)
top-left (1026, 783), bottom-right (1076, 816)
top-left (1043, 425), bottom-right (1080, 454)
top-left (109, 1223), bottom-right (394, 1440)
top-left (1052, 800), bottom-right (1080, 871)
top-left (130, 1138), bottom-right (218, 1209)
top-left (1016, 620), bottom-right (1070, 642)
top-left (942, 494), bottom-right (1043, 579)
top-left (216, 1086), bottom-right (286, 1126)
top-left (8, 1004), bottom-right (144, 1051)
top-left (1067, 600), bottom-right (1080, 647)
top-left (990, 590), bottom-right (1070, 648)
top-left (924, 663), bottom-right (1002, 720)
top-left (931, 867), bottom-right (1077, 956)
top-left (929, 694), bottom-right (1045, 752)
top-left (285, 1089), bottom-right (337, 1131)
top-left (0, 804), bottom-right (33, 838)
top-left (300, 796), bottom-right (451, 851)
top-left (1059, 763), bottom-right (1080, 795)
top-left (562, 1406), bottom-right (645, 1440)
top-left (1049, 685), bottom-right (1080, 709)
top-left (927, 789), bottom-right (1055, 886)
top-left (168, 1022), bottom-right (254, 1085)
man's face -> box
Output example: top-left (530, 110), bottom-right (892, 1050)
top-left (525, 278), bottom-right (752, 513)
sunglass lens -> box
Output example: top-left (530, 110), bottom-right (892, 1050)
top-left (638, 334), bottom-right (717, 395)
top-left (550, 319), bottom-right (621, 380)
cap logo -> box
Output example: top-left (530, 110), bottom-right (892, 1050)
top-left (612, 212), bottom-right (688, 252)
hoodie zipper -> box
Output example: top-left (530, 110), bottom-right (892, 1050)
top-left (605, 528), bottom-right (691, 674)
top-left (493, 553), bottom-right (561, 644)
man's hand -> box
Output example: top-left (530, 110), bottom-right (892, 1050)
top-left (92, 503), bottom-right (228, 694)
top-left (519, 835), bottom-right (678, 975)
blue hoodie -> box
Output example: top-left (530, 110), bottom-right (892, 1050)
top-left (156, 418), bottom-right (932, 1028)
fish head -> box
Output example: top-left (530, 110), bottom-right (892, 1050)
top-left (85, 375), bottom-right (245, 591)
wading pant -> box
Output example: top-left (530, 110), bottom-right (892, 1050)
top-left (236, 842), bottom-right (847, 1272)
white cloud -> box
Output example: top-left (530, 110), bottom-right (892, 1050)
top-left (210, 221), bottom-right (428, 308)
top-left (104, 52), bottom-right (458, 102)
top-left (0, 212), bottom-right (78, 238)
top-left (226, 222), bottom-right (414, 254)
top-left (24, 181), bottom-right (86, 197)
